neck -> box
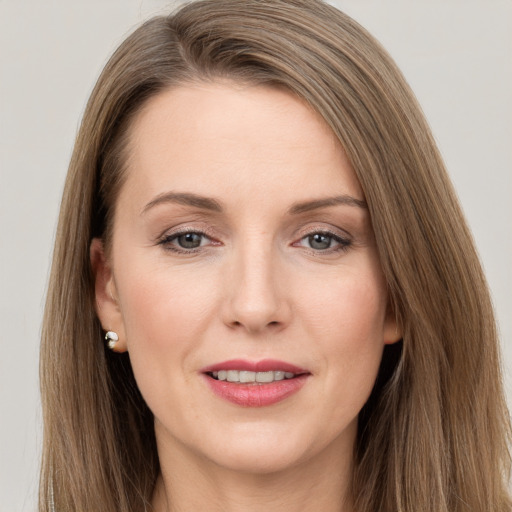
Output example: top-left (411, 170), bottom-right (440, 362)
top-left (152, 428), bottom-right (356, 512)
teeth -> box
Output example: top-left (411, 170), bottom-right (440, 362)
top-left (211, 370), bottom-right (297, 383)
top-left (227, 370), bottom-right (239, 382)
top-left (256, 371), bottom-right (274, 383)
top-left (239, 371), bottom-right (256, 383)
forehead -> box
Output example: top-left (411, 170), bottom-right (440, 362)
top-left (121, 81), bottom-right (364, 210)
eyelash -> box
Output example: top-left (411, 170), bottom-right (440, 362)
top-left (293, 230), bottom-right (352, 254)
top-left (157, 228), bottom-right (217, 254)
top-left (157, 228), bottom-right (352, 255)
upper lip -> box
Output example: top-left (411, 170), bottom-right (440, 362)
top-left (200, 359), bottom-right (309, 374)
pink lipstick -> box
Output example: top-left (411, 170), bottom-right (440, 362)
top-left (201, 359), bottom-right (310, 407)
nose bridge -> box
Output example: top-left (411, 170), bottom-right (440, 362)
top-left (225, 234), bottom-right (288, 332)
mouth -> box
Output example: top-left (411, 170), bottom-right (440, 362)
top-left (207, 370), bottom-right (300, 384)
top-left (201, 359), bottom-right (310, 407)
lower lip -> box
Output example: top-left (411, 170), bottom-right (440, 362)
top-left (203, 374), bottom-right (309, 407)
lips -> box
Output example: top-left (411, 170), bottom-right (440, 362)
top-left (201, 359), bottom-right (310, 407)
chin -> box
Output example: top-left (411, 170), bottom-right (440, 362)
top-left (208, 443), bottom-right (307, 475)
top-left (190, 420), bottom-right (353, 476)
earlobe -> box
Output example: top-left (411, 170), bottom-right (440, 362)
top-left (383, 304), bottom-right (402, 345)
top-left (90, 238), bottom-right (128, 352)
top-left (384, 325), bottom-right (402, 345)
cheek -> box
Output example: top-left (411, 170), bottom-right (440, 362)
top-left (117, 259), bottom-right (218, 338)
top-left (298, 262), bottom-right (387, 343)
top-left (113, 261), bottom-right (222, 414)
top-left (113, 259), bottom-right (222, 388)
top-left (296, 263), bottom-right (387, 402)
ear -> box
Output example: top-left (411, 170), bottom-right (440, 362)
top-left (90, 238), bottom-right (127, 353)
top-left (383, 302), bottom-right (402, 345)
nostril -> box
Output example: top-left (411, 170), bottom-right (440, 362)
top-left (228, 319), bottom-right (282, 332)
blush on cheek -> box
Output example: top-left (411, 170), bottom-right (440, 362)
top-left (118, 266), bottom-right (217, 364)
top-left (307, 275), bottom-right (385, 335)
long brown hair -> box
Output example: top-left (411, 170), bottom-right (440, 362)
top-left (40, 1), bottom-right (511, 510)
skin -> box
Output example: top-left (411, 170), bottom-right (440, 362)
top-left (91, 82), bottom-right (401, 512)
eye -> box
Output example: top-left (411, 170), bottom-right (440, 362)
top-left (295, 231), bottom-right (351, 252)
top-left (174, 232), bottom-right (206, 249)
top-left (158, 230), bottom-right (212, 252)
top-left (307, 233), bottom-right (335, 250)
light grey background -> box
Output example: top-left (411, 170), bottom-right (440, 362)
top-left (1, 1), bottom-right (510, 510)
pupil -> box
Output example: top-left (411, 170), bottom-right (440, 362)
top-left (309, 233), bottom-right (331, 250)
top-left (178, 233), bottom-right (202, 248)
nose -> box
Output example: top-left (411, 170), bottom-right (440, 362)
top-left (222, 243), bottom-right (291, 334)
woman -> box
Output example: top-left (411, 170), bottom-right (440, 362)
top-left (39, 0), bottom-right (511, 511)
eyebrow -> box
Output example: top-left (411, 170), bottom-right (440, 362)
top-left (287, 195), bottom-right (367, 214)
top-left (141, 192), bottom-right (223, 215)
top-left (141, 191), bottom-right (367, 216)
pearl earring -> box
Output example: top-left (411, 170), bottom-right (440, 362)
top-left (105, 331), bottom-right (119, 350)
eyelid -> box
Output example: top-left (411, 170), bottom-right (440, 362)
top-left (156, 223), bottom-right (216, 242)
top-left (294, 223), bottom-right (352, 241)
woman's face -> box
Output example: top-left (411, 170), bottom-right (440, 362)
top-left (93, 82), bottom-right (400, 474)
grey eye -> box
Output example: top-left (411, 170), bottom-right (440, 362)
top-left (307, 233), bottom-right (333, 250)
top-left (177, 233), bottom-right (204, 249)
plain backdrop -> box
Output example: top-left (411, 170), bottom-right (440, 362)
top-left (1, 1), bottom-right (511, 510)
